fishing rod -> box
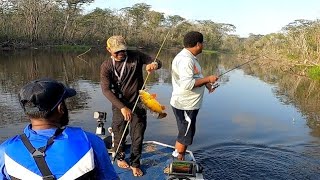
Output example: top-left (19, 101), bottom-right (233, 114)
top-left (113, 31), bottom-right (170, 163)
top-left (211, 55), bottom-right (261, 89)
top-left (219, 56), bottom-right (261, 77)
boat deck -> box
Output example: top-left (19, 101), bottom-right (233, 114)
top-left (110, 141), bottom-right (196, 180)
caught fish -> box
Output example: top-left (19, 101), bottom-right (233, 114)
top-left (139, 90), bottom-right (167, 119)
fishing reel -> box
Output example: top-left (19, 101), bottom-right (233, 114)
top-left (211, 83), bottom-right (220, 90)
top-left (94, 111), bottom-right (107, 135)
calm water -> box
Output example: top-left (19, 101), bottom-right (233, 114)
top-left (0, 50), bottom-right (320, 179)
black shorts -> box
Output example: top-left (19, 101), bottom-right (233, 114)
top-left (171, 106), bottom-right (199, 146)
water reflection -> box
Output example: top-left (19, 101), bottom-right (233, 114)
top-left (0, 50), bottom-right (99, 129)
top-left (231, 56), bottom-right (320, 138)
top-left (1, 49), bottom-right (320, 179)
top-left (0, 50), bottom-right (318, 129)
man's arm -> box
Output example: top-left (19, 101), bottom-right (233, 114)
top-left (176, 58), bottom-right (218, 90)
top-left (176, 58), bottom-right (196, 90)
top-left (0, 139), bottom-right (13, 180)
top-left (194, 75), bottom-right (218, 88)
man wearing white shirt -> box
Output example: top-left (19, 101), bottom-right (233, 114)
top-left (170, 31), bottom-right (219, 160)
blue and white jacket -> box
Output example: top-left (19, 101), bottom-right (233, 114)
top-left (0, 125), bottom-right (118, 180)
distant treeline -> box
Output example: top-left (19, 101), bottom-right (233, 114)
top-left (242, 19), bottom-right (320, 79)
top-left (1, 1), bottom-right (320, 78)
top-left (0, 0), bottom-right (236, 51)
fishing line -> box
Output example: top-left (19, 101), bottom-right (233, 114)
top-left (113, 31), bottom-right (170, 162)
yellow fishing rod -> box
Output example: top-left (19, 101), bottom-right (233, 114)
top-left (113, 31), bottom-right (170, 162)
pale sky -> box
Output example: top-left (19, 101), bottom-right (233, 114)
top-left (85, 0), bottom-right (320, 37)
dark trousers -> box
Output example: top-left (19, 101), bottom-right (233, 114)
top-left (172, 106), bottom-right (199, 146)
top-left (111, 106), bottom-right (147, 168)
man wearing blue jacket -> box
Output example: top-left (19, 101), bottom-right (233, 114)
top-left (0, 78), bottom-right (119, 179)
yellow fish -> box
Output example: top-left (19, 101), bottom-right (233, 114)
top-left (139, 90), bottom-right (167, 119)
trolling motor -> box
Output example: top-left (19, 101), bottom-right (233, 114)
top-left (94, 111), bottom-right (107, 135)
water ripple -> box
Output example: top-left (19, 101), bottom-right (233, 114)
top-left (194, 142), bottom-right (320, 180)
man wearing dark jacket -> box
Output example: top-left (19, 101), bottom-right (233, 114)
top-left (100, 35), bottom-right (162, 177)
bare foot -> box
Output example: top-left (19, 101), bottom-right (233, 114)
top-left (177, 153), bottom-right (185, 161)
top-left (117, 160), bottom-right (129, 169)
top-left (130, 166), bottom-right (143, 176)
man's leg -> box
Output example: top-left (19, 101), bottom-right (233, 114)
top-left (175, 141), bottom-right (187, 160)
top-left (172, 107), bottom-right (199, 160)
top-left (129, 107), bottom-right (146, 176)
top-left (111, 107), bottom-right (129, 168)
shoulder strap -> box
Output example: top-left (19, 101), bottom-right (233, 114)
top-left (20, 128), bottom-right (64, 180)
top-left (9, 175), bottom-right (20, 180)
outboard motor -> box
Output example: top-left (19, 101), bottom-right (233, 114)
top-left (94, 111), bottom-right (107, 135)
top-left (93, 111), bottom-right (114, 156)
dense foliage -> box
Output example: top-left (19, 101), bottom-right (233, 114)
top-left (1, 1), bottom-right (320, 78)
top-left (0, 1), bottom-right (235, 50)
top-left (241, 19), bottom-right (320, 78)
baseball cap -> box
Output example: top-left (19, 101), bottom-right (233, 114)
top-left (19, 78), bottom-right (76, 113)
top-left (106, 35), bottom-right (127, 52)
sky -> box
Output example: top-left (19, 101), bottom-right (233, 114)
top-left (85, 0), bottom-right (320, 37)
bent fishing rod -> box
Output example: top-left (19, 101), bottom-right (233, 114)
top-left (212, 55), bottom-right (261, 89)
top-left (113, 31), bottom-right (170, 163)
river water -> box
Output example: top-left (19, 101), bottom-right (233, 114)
top-left (0, 49), bottom-right (320, 179)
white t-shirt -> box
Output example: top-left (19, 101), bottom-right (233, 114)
top-left (170, 48), bottom-right (205, 110)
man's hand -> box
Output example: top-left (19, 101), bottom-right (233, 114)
top-left (207, 75), bottom-right (219, 83)
top-left (120, 107), bottom-right (132, 121)
top-left (146, 62), bottom-right (158, 74)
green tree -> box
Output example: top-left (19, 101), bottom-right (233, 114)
top-left (121, 3), bottom-right (151, 44)
top-left (56, 0), bottom-right (94, 42)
